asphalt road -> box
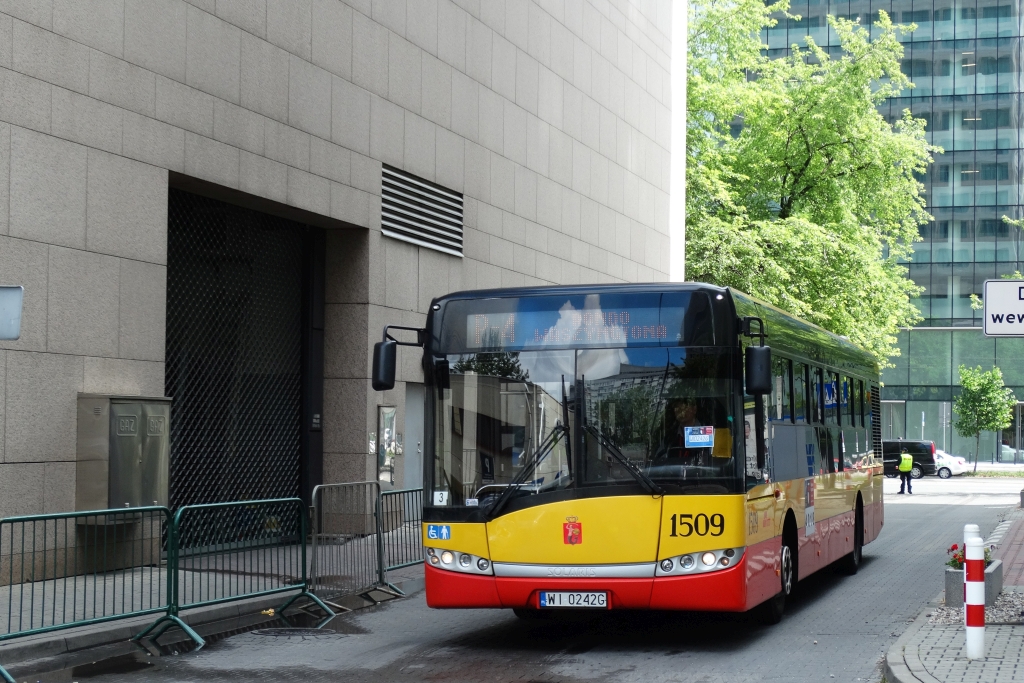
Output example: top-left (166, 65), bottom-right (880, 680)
top-left (51, 478), bottom-right (1022, 683)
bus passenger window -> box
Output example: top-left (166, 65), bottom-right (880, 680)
top-left (856, 380), bottom-right (865, 427)
top-left (845, 376), bottom-right (856, 426)
top-left (812, 368), bottom-right (824, 424)
top-left (769, 357), bottom-right (792, 422)
top-left (793, 363), bottom-right (808, 423)
top-left (825, 372), bottom-right (839, 426)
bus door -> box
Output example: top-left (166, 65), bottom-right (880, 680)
top-left (823, 372), bottom-right (852, 562)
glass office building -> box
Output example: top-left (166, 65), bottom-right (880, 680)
top-left (765, 1), bottom-right (1024, 461)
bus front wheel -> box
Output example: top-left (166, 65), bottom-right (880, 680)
top-left (760, 529), bottom-right (796, 625)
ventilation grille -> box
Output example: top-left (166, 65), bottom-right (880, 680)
top-left (382, 165), bottom-right (463, 257)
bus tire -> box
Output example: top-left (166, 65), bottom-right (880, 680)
top-left (761, 516), bottom-right (797, 625)
top-left (839, 498), bottom-right (864, 575)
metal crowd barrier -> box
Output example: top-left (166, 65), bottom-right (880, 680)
top-left (380, 488), bottom-right (424, 573)
top-left (308, 485), bottom-right (425, 601)
top-left (134, 498), bottom-right (332, 649)
top-left (310, 482), bottom-right (384, 600)
top-left (0, 487), bottom-right (424, 681)
top-left (0, 507), bottom-right (171, 683)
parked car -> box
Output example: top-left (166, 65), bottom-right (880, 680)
top-left (999, 444), bottom-right (1022, 463)
top-left (934, 450), bottom-right (968, 478)
top-left (882, 440), bottom-right (936, 479)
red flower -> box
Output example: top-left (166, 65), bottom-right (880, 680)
top-left (950, 543), bottom-right (958, 551)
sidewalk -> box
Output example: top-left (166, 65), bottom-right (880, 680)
top-left (886, 507), bottom-right (1024, 683)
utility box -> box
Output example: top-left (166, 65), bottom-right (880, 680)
top-left (76, 395), bottom-right (172, 511)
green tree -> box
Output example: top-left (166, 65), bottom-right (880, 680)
top-left (953, 364), bottom-right (1016, 471)
top-left (452, 353), bottom-right (529, 381)
top-left (686, 0), bottom-right (938, 365)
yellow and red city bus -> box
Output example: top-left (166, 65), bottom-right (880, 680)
top-left (372, 283), bottom-right (882, 622)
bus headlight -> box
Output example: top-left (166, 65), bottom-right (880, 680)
top-left (425, 547), bottom-right (493, 575)
top-left (656, 549), bottom-right (744, 576)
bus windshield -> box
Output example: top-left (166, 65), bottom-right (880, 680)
top-left (432, 346), bottom-right (742, 509)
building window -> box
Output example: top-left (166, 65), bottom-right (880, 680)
top-left (981, 5), bottom-right (1013, 19)
top-left (979, 163), bottom-right (1010, 182)
top-left (979, 108), bottom-right (1011, 128)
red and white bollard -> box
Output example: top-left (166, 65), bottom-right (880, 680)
top-left (965, 536), bottom-right (985, 659)
top-left (964, 524), bottom-right (980, 622)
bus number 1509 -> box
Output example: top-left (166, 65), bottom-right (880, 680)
top-left (669, 513), bottom-right (725, 537)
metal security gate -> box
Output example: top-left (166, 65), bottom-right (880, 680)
top-left (166, 189), bottom-right (306, 507)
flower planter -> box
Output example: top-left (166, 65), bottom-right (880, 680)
top-left (944, 560), bottom-right (1003, 609)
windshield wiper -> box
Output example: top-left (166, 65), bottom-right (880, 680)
top-left (584, 424), bottom-right (664, 496)
top-left (486, 422), bottom-right (569, 519)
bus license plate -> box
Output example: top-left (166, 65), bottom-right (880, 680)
top-left (539, 591), bottom-right (607, 608)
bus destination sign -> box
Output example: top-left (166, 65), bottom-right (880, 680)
top-left (467, 310), bottom-right (669, 350)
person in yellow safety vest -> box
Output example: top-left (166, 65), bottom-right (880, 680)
top-left (897, 448), bottom-right (914, 495)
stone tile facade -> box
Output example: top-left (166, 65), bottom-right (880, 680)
top-left (0, 0), bottom-right (672, 509)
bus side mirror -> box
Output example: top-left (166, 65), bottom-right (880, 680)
top-left (745, 346), bottom-right (771, 394)
top-left (372, 340), bottom-right (397, 391)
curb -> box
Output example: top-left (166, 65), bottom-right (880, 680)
top-left (884, 593), bottom-right (944, 683)
top-left (0, 575), bottom-right (425, 671)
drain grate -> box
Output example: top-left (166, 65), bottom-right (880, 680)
top-left (251, 628), bottom-right (337, 637)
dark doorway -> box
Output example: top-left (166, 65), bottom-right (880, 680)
top-left (165, 189), bottom-right (323, 507)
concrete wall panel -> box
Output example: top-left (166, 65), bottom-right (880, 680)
top-left (46, 247), bottom-right (120, 357)
top-left (118, 259), bottom-right (167, 362)
top-left (10, 128), bottom-right (87, 249)
top-left (86, 151), bottom-right (169, 264)
top-left (83, 356), bottom-right (164, 396)
top-left (0, 0), bottom-right (672, 491)
top-left (124, 0), bottom-right (187, 82)
top-left (4, 351), bottom-right (83, 464)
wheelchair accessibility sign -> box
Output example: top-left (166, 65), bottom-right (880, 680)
top-left (426, 525), bottom-right (452, 541)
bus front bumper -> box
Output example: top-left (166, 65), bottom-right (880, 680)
top-left (424, 554), bottom-right (754, 612)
